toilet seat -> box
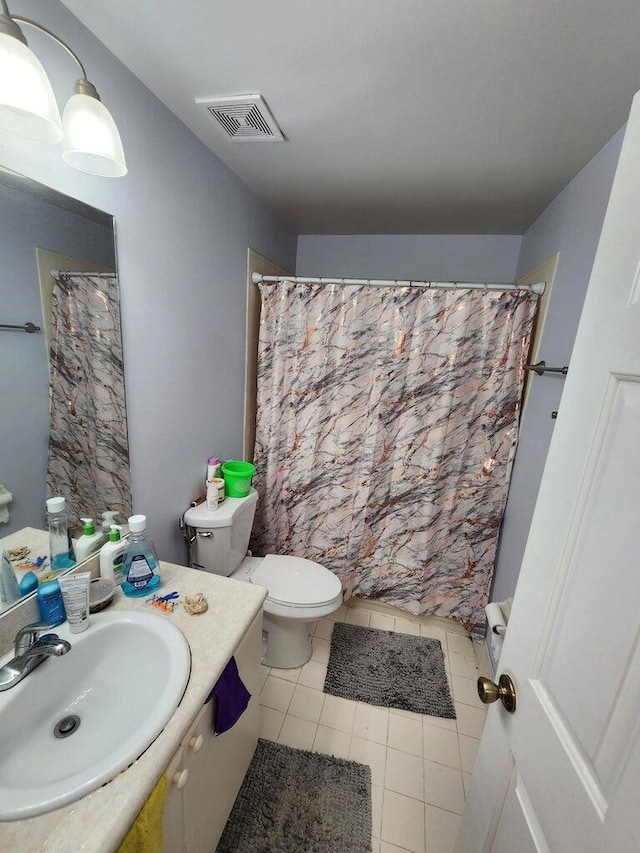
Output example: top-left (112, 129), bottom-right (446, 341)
top-left (250, 554), bottom-right (342, 609)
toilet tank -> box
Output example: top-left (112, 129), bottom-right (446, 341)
top-left (183, 489), bottom-right (258, 577)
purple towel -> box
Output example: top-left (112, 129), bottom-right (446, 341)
top-left (206, 656), bottom-right (251, 735)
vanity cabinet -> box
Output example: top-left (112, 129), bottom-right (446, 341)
top-left (163, 611), bottom-right (262, 852)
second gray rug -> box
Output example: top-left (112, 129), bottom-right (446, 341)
top-left (216, 739), bottom-right (372, 853)
top-left (324, 622), bottom-right (456, 718)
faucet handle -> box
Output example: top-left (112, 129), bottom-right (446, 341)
top-left (14, 622), bottom-right (55, 656)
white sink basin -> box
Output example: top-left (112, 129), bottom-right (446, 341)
top-left (0, 610), bottom-right (191, 820)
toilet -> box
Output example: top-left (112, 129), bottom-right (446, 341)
top-left (183, 489), bottom-right (343, 668)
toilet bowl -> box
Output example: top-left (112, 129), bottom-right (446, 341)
top-left (233, 555), bottom-right (343, 668)
top-left (182, 489), bottom-right (343, 669)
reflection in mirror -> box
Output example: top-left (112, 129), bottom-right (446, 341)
top-left (0, 167), bottom-right (131, 615)
top-left (47, 270), bottom-right (130, 524)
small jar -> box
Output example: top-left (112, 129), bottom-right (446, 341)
top-left (206, 479), bottom-right (219, 511)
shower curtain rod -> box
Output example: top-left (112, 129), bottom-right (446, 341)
top-left (0, 322), bottom-right (41, 333)
top-left (50, 270), bottom-right (116, 278)
top-left (252, 272), bottom-right (545, 295)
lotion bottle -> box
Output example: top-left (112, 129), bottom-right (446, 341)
top-left (99, 525), bottom-right (126, 586)
top-left (101, 511), bottom-right (120, 534)
top-left (75, 518), bottom-right (107, 562)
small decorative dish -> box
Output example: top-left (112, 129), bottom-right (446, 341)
top-left (89, 577), bottom-right (117, 613)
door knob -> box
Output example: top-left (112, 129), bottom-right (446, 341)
top-left (477, 674), bottom-right (517, 713)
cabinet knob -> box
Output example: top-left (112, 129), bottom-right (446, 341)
top-left (188, 734), bottom-right (204, 753)
top-left (173, 768), bottom-right (189, 790)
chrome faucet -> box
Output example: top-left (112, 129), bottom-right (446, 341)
top-left (0, 622), bottom-right (71, 692)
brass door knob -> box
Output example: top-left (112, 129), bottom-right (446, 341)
top-left (477, 674), bottom-right (517, 713)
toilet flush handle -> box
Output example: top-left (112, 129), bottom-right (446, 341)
top-left (197, 531), bottom-right (213, 538)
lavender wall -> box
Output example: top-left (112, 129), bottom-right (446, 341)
top-left (491, 126), bottom-right (626, 603)
top-left (1, 0), bottom-right (297, 562)
top-left (297, 234), bottom-right (522, 282)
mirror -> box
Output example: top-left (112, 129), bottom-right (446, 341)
top-left (0, 166), bottom-right (131, 614)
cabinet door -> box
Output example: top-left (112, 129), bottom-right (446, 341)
top-left (163, 746), bottom-right (186, 853)
top-left (183, 614), bottom-right (262, 852)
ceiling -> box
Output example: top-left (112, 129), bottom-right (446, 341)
top-left (61, 0), bottom-right (640, 235)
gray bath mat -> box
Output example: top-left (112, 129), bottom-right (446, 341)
top-left (216, 739), bottom-right (372, 853)
top-left (324, 622), bottom-right (456, 719)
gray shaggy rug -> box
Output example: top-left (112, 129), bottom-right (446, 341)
top-left (216, 739), bottom-right (372, 853)
top-left (324, 622), bottom-right (456, 719)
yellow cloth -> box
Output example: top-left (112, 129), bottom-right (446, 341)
top-left (117, 773), bottom-right (167, 853)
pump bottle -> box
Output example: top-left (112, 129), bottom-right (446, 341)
top-left (75, 518), bottom-right (107, 562)
top-left (99, 525), bottom-right (127, 585)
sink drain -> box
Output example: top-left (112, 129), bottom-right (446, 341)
top-left (54, 714), bottom-right (81, 738)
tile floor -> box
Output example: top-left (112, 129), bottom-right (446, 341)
top-left (258, 604), bottom-right (487, 853)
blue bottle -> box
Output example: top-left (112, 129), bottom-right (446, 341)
top-left (37, 580), bottom-right (66, 626)
top-left (121, 514), bottom-right (161, 598)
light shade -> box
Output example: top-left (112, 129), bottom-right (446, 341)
top-left (62, 92), bottom-right (127, 177)
top-left (0, 31), bottom-right (63, 141)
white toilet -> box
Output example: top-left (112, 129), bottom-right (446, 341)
top-left (183, 489), bottom-right (343, 668)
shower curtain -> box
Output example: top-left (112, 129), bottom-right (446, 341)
top-left (252, 279), bottom-right (538, 637)
top-left (47, 273), bottom-right (130, 527)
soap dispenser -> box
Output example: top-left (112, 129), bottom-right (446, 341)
top-left (75, 518), bottom-right (108, 562)
top-left (101, 510), bottom-right (119, 533)
top-left (99, 525), bottom-right (127, 586)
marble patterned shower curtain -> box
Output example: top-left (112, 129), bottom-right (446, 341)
top-left (47, 273), bottom-right (130, 526)
top-left (251, 280), bottom-right (537, 637)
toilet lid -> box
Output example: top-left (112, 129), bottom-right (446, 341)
top-left (252, 555), bottom-right (342, 607)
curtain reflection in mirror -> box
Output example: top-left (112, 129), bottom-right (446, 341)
top-left (47, 273), bottom-right (131, 527)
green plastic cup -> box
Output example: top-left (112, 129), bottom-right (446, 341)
top-left (221, 460), bottom-right (256, 497)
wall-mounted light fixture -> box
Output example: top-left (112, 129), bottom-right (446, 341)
top-left (0, 0), bottom-right (126, 177)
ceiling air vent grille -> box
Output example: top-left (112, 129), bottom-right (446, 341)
top-left (196, 95), bottom-right (285, 142)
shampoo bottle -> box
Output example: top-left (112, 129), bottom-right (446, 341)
top-left (99, 525), bottom-right (127, 586)
top-left (75, 518), bottom-right (107, 562)
top-left (206, 456), bottom-right (222, 482)
top-left (121, 515), bottom-right (161, 597)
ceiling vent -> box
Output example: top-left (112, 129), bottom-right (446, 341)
top-left (196, 94), bottom-right (285, 142)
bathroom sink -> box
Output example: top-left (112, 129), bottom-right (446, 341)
top-left (0, 610), bottom-right (191, 820)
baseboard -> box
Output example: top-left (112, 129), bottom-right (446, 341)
top-left (346, 596), bottom-right (468, 636)
top-left (474, 637), bottom-right (495, 680)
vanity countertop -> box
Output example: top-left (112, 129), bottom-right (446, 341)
top-left (0, 526), bottom-right (49, 556)
top-left (0, 561), bottom-right (267, 853)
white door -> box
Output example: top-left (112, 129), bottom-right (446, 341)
top-left (456, 89), bottom-right (640, 853)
